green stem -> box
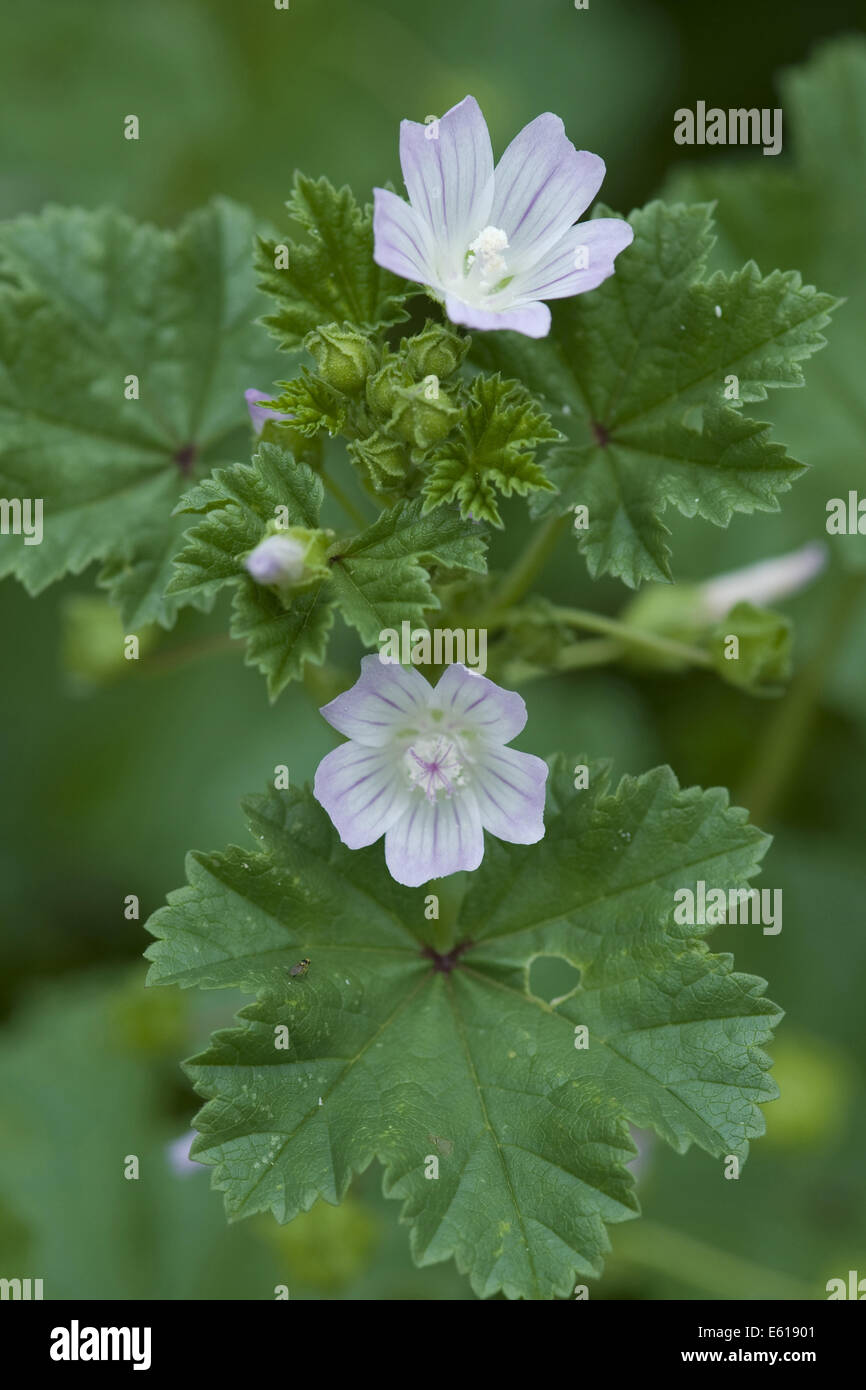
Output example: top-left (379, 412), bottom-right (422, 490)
top-left (739, 569), bottom-right (866, 823)
top-left (551, 606), bottom-right (713, 668)
top-left (320, 468), bottom-right (373, 529)
top-left (486, 513), bottom-right (570, 615)
top-left (492, 604), bottom-right (712, 670)
top-left (552, 636), bottom-right (628, 669)
top-left (497, 638), bottom-right (624, 685)
top-left (612, 1219), bottom-right (816, 1301)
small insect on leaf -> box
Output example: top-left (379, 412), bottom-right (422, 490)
top-left (288, 957), bottom-right (311, 978)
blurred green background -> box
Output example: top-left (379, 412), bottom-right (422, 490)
top-left (1, 0), bottom-right (864, 1300)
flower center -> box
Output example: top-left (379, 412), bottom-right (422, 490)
top-left (403, 736), bottom-right (465, 802)
top-left (466, 225), bottom-right (509, 290)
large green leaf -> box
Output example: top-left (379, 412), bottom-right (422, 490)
top-left (0, 199), bottom-right (281, 627)
top-left (473, 201), bottom-right (837, 586)
top-left (145, 756), bottom-right (780, 1300)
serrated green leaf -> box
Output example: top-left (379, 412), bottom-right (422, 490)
top-left (665, 39), bottom-right (866, 577)
top-left (327, 498), bottom-right (488, 645)
top-left (0, 200), bottom-right (282, 626)
top-left (422, 374), bottom-right (559, 527)
top-left (168, 443), bottom-right (333, 697)
top-left (273, 367), bottom-right (350, 437)
top-left (170, 443), bottom-right (324, 597)
top-left (256, 175), bottom-right (410, 349)
top-left (473, 201), bottom-right (836, 583)
top-left (231, 578), bottom-right (335, 701)
top-left (145, 758), bottom-right (780, 1300)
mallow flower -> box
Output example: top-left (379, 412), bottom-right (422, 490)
top-left (313, 657), bottom-right (548, 887)
top-left (373, 96), bottom-right (633, 338)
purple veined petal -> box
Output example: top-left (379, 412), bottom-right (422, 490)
top-left (399, 95), bottom-right (495, 269)
top-left (313, 740), bottom-right (410, 849)
top-left (384, 788), bottom-right (484, 886)
top-left (372, 188), bottom-right (438, 285)
top-left (470, 744), bottom-right (548, 845)
top-left (245, 387), bottom-right (292, 435)
top-left (319, 653), bottom-right (432, 746)
top-left (444, 291), bottom-right (551, 338)
top-left (490, 114), bottom-right (606, 264)
top-left (507, 217), bottom-right (634, 304)
top-left (432, 663), bottom-right (529, 743)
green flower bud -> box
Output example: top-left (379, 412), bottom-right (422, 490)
top-left (403, 321), bottom-right (469, 381)
top-left (349, 432), bottom-right (408, 490)
top-left (365, 357), bottom-right (414, 418)
top-left (305, 324), bottom-right (378, 395)
top-left (620, 584), bottom-right (707, 672)
top-left (388, 382), bottom-right (457, 450)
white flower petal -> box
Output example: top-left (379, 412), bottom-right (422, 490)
top-left (372, 187), bottom-right (437, 284)
top-left (385, 789), bottom-right (484, 887)
top-left (313, 740), bottom-right (410, 849)
top-left (399, 95), bottom-right (495, 269)
top-left (319, 654), bottom-right (432, 747)
top-left (490, 114), bottom-right (605, 264)
top-left (432, 663), bottom-right (528, 742)
top-left (471, 745), bottom-right (548, 844)
top-left (508, 217), bottom-right (634, 303)
top-left (443, 291), bottom-right (551, 338)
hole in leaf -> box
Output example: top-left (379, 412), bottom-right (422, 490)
top-left (529, 955), bottom-right (581, 1004)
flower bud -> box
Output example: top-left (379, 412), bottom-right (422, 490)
top-left (404, 322), bottom-right (469, 381)
top-left (245, 526), bottom-right (332, 591)
top-left (697, 542), bottom-right (826, 620)
top-left (365, 357), bottom-right (414, 417)
top-left (305, 325), bottom-right (378, 395)
top-left (388, 383), bottom-right (457, 449)
top-left (245, 534), bottom-right (308, 586)
top-left (349, 432), bottom-right (408, 490)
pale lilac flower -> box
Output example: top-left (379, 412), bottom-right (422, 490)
top-left (627, 1126), bottom-right (655, 1184)
top-left (313, 657), bottom-right (548, 887)
top-left (166, 1131), bottom-right (201, 1177)
top-left (699, 542), bottom-right (827, 620)
top-left (373, 96), bottom-right (633, 338)
top-left (245, 386), bottom-right (292, 435)
top-left (245, 533), bottom-right (307, 585)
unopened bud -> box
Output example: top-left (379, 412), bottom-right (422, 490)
top-left (698, 542), bottom-right (827, 620)
top-left (305, 324), bottom-right (378, 394)
top-left (365, 357), bottom-right (414, 418)
top-left (404, 322), bottom-right (468, 381)
top-left (245, 534), bottom-right (307, 585)
top-left (389, 383), bottom-right (457, 449)
top-left (349, 432), bottom-right (407, 489)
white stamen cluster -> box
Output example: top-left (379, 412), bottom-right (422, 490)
top-left (467, 225), bottom-right (509, 289)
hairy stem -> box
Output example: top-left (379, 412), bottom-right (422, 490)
top-left (320, 467), bottom-right (374, 528)
top-left (486, 512), bottom-right (570, 614)
top-left (550, 606), bottom-right (713, 667)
